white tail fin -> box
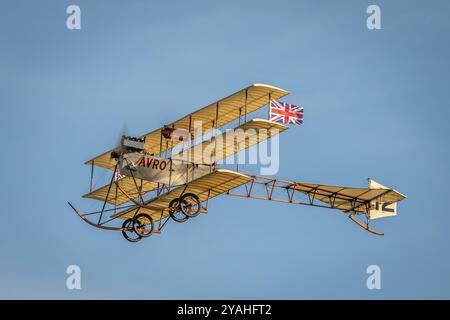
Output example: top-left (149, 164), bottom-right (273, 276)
top-left (368, 179), bottom-right (400, 220)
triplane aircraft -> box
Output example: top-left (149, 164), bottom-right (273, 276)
top-left (68, 84), bottom-right (406, 242)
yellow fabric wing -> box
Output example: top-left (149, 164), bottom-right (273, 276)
top-left (111, 169), bottom-right (252, 221)
top-left (85, 84), bottom-right (289, 170)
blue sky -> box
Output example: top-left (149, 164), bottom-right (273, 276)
top-left (1, 0), bottom-right (450, 299)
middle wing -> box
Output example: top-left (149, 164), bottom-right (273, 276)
top-left (83, 119), bottom-right (286, 206)
top-left (174, 118), bottom-right (288, 164)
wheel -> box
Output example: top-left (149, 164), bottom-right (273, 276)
top-left (169, 198), bottom-right (189, 223)
top-left (179, 193), bottom-right (201, 217)
top-left (122, 218), bottom-right (142, 243)
top-left (132, 213), bottom-right (154, 237)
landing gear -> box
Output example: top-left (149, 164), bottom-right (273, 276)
top-left (121, 214), bottom-right (154, 242)
top-left (169, 193), bottom-right (201, 222)
top-left (121, 218), bottom-right (142, 243)
top-left (179, 193), bottom-right (200, 217)
top-left (133, 213), bottom-right (154, 237)
top-left (169, 198), bottom-right (189, 223)
top-left (121, 193), bottom-right (201, 241)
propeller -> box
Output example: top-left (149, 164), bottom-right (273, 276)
top-left (111, 123), bottom-right (129, 159)
top-left (110, 123), bottom-right (145, 159)
top-left (116, 123), bottom-right (129, 148)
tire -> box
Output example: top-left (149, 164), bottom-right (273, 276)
top-left (122, 218), bottom-right (142, 243)
top-left (179, 193), bottom-right (201, 217)
top-left (132, 213), bottom-right (154, 237)
top-left (169, 198), bottom-right (189, 223)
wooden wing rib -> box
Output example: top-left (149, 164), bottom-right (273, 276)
top-left (174, 119), bottom-right (288, 164)
top-left (82, 177), bottom-right (158, 206)
top-left (84, 84), bottom-right (289, 170)
top-left (111, 169), bottom-right (252, 222)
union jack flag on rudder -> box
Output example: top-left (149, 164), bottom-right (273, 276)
top-left (270, 100), bottom-right (304, 125)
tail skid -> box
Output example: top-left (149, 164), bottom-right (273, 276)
top-left (348, 215), bottom-right (384, 236)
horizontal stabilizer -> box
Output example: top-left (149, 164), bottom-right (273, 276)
top-left (289, 179), bottom-right (406, 217)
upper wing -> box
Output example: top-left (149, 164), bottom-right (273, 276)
top-left (85, 84), bottom-right (289, 170)
top-left (111, 169), bottom-right (252, 222)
